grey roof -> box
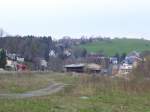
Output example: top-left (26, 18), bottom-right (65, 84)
top-left (127, 51), bottom-right (140, 57)
top-left (64, 64), bottom-right (85, 68)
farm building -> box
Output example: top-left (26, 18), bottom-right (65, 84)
top-left (64, 64), bottom-right (85, 73)
top-left (86, 63), bottom-right (102, 73)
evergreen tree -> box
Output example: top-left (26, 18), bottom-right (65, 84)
top-left (0, 49), bottom-right (6, 69)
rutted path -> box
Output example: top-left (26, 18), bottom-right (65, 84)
top-left (0, 83), bottom-right (64, 99)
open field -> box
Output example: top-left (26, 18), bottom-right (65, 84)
top-left (79, 39), bottom-right (150, 56)
top-left (0, 71), bottom-right (75, 94)
top-left (0, 72), bottom-right (150, 112)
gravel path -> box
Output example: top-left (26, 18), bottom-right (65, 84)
top-left (0, 83), bottom-right (64, 99)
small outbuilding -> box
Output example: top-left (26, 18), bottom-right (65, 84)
top-left (86, 63), bottom-right (102, 73)
top-left (64, 64), bottom-right (85, 73)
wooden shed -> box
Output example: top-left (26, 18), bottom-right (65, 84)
top-left (86, 63), bottom-right (102, 73)
top-left (64, 64), bottom-right (85, 73)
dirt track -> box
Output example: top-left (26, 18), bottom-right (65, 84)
top-left (0, 83), bottom-right (64, 99)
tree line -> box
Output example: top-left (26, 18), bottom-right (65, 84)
top-left (0, 35), bottom-right (54, 62)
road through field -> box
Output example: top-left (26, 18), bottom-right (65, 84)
top-left (0, 83), bottom-right (64, 99)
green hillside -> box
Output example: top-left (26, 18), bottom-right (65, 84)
top-left (79, 39), bottom-right (150, 56)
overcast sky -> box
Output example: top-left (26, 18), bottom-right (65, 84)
top-left (0, 0), bottom-right (150, 39)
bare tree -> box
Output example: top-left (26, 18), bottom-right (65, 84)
top-left (0, 28), bottom-right (4, 37)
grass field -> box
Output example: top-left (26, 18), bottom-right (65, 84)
top-left (79, 38), bottom-right (150, 56)
top-left (0, 72), bottom-right (150, 111)
top-left (0, 71), bottom-right (75, 93)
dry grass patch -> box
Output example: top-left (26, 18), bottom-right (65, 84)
top-left (0, 71), bottom-right (72, 93)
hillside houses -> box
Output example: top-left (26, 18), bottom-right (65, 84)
top-left (5, 52), bottom-right (27, 71)
top-left (118, 51), bottom-right (142, 74)
top-left (64, 51), bottom-right (144, 76)
top-left (5, 49), bottom-right (144, 75)
top-left (0, 43), bottom-right (146, 75)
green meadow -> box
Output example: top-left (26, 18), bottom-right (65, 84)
top-left (79, 39), bottom-right (150, 56)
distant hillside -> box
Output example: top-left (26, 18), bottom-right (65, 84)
top-left (78, 38), bottom-right (150, 56)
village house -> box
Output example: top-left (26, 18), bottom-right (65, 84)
top-left (6, 52), bottom-right (27, 71)
top-left (6, 59), bottom-right (27, 71)
top-left (119, 63), bottom-right (133, 74)
top-left (64, 49), bottom-right (72, 57)
top-left (40, 59), bottom-right (48, 71)
top-left (6, 53), bottom-right (17, 61)
top-left (110, 57), bottom-right (118, 64)
top-left (16, 57), bottom-right (24, 63)
top-left (16, 63), bottom-right (27, 71)
top-left (118, 51), bottom-right (142, 74)
top-left (49, 50), bottom-right (56, 57)
top-left (5, 59), bottom-right (16, 70)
